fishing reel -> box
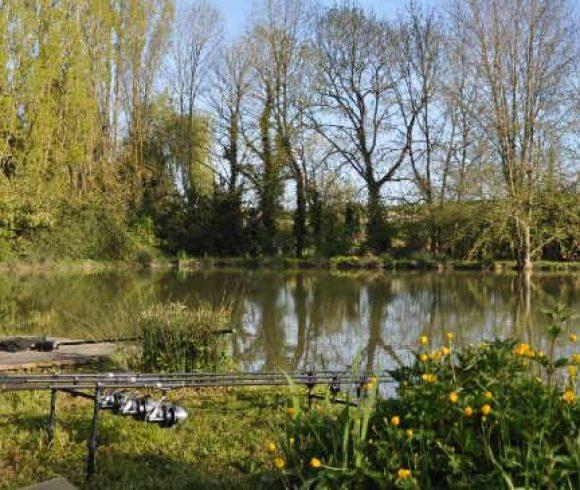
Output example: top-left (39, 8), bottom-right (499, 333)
top-left (145, 400), bottom-right (188, 428)
top-left (98, 390), bottom-right (188, 428)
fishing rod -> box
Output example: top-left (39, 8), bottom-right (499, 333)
top-left (0, 371), bottom-right (395, 391)
top-left (1, 369), bottom-right (394, 479)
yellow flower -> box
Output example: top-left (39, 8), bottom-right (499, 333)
top-left (289, 437), bottom-right (295, 445)
top-left (573, 354), bottom-right (580, 364)
top-left (446, 332), bottom-right (455, 342)
top-left (481, 404), bottom-right (492, 416)
top-left (406, 429), bottom-right (413, 438)
top-left (513, 343), bottom-right (533, 357)
top-left (397, 468), bottom-right (412, 480)
top-left (568, 365), bottom-right (577, 378)
top-left (287, 407), bottom-right (297, 418)
top-left (273, 457), bottom-right (285, 470)
top-left (463, 406), bottom-right (473, 417)
top-left (430, 351), bottom-right (442, 362)
top-left (419, 353), bottom-right (428, 362)
top-left (310, 457), bottom-right (322, 468)
top-left (441, 347), bottom-right (450, 356)
top-left (370, 376), bottom-right (378, 385)
top-left (449, 391), bottom-right (459, 403)
top-left (266, 441), bottom-right (276, 452)
top-left (562, 390), bottom-right (576, 404)
top-left (570, 333), bottom-right (577, 343)
top-left (422, 373), bottom-right (437, 383)
top-left (390, 415), bottom-right (400, 427)
top-left (484, 391), bottom-right (493, 400)
top-left (420, 335), bottom-right (428, 345)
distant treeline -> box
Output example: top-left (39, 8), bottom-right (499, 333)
top-left (0, 0), bottom-right (578, 268)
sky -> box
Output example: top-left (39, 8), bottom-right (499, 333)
top-left (177, 0), bottom-right (443, 38)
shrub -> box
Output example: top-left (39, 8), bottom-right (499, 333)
top-left (137, 302), bottom-right (233, 372)
top-left (272, 336), bottom-right (579, 488)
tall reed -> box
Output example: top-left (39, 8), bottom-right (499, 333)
top-left (137, 302), bottom-right (232, 372)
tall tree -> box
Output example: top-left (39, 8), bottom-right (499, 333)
top-left (456, 0), bottom-right (578, 269)
top-left (306, 3), bottom-right (423, 252)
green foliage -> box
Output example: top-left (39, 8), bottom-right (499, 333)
top-left (274, 339), bottom-right (579, 488)
top-left (136, 302), bottom-right (233, 373)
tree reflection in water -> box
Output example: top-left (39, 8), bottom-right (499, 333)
top-left (0, 269), bottom-right (576, 370)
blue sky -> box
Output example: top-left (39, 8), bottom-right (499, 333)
top-left (177, 1), bottom-right (443, 38)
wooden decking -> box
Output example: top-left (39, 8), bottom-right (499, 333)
top-left (0, 336), bottom-right (117, 372)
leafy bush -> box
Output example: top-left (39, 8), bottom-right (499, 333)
top-left (136, 302), bottom-right (233, 372)
top-left (271, 334), bottom-right (579, 488)
top-left (330, 255), bottom-right (384, 270)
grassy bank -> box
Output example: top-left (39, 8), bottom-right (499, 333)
top-left (177, 255), bottom-right (580, 272)
top-left (1, 255), bottom-right (579, 274)
top-left (1, 332), bottom-right (577, 489)
top-left (0, 387), bottom-right (288, 489)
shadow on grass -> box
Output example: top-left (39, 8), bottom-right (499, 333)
top-left (5, 415), bottom-right (280, 490)
top-left (42, 449), bottom-right (279, 490)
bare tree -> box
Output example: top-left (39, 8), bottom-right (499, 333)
top-left (397, 4), bottom-right (446, 257)
top-left (210, 40), bottom-right (253, 195)
top-left (455, 0), bottom-right (578, 269)
top-left (168, 0), bottom-right (222, 194)
top-left (305, 3), bottom-right (423, 252)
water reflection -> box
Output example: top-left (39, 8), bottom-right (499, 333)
top-left (0, 269), bottom-right (577, 371)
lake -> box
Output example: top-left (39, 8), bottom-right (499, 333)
top-left (0, 269), bottom-right (577, 372)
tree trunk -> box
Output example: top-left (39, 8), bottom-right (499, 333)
top-left (366, 182), bottom-right (387, 253)
top-left (515, 219), bottom-right (533, 271)
top-left (294, 174), bottom-right (307, 258)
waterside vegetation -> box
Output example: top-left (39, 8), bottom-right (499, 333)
top-left (0, 0), bottom-right (578, 270)
top-left (0, 310), bottom-right (578, 489)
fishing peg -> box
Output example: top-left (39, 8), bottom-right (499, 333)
top-left (305, 371), bottom-right (317, 409)
top-left (329, 376), bottom-right (340, 403)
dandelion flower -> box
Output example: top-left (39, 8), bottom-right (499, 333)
top-left (441, 347), bottom-right (450, 356)
top-left (563, 390), bottom-right (576, 404)
top-left (570, 333), bottom-right (577, 343)
top-left (273, 457), bottom-right (285, 470)
top-left (266, 441), bottom-right (276, 452)
top-left (397, 468), bottom-right (411, 480)
top-left (484, 391), bottom-right (493, 399)
top-left (463, 406), bottom-right (473, 417)
top-left (406, 429), bottom-right (413, 438)
top-left (481, 404), bottom-right (491, 416)
top-left (422, 373), bottom-right (437, 383)
top-left (289, 437), bottom-right (295, 445)
top-left (573, 354), bottom-right (580, 364)
top-left (310, 457), bottom-right (322, 468)
top-left (449, 391), bottom-right (458, 403)
top-left (568, 365), bottom-right (577, 378)
top-left (390, 415), bottom-right (400, 426)
top-left (446, 332), bottom-right (455, 342)
top-left (419, 354), bottom-right (428, 362)
top-left (420, 335), bottom-right (428, 345)
top-left (287, 407), bottom-right (297, 418)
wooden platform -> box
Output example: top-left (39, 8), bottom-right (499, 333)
top-left (0, 336), bottom-right (117, 372)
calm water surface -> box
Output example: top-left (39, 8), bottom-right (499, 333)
top-left (0, 269), bottom-right (577, 371)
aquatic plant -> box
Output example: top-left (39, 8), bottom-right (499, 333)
top-left (137, 302), bottom-right (232, 372)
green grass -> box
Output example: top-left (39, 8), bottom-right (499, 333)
top-left (0, 387), bottom-right (291, 489)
